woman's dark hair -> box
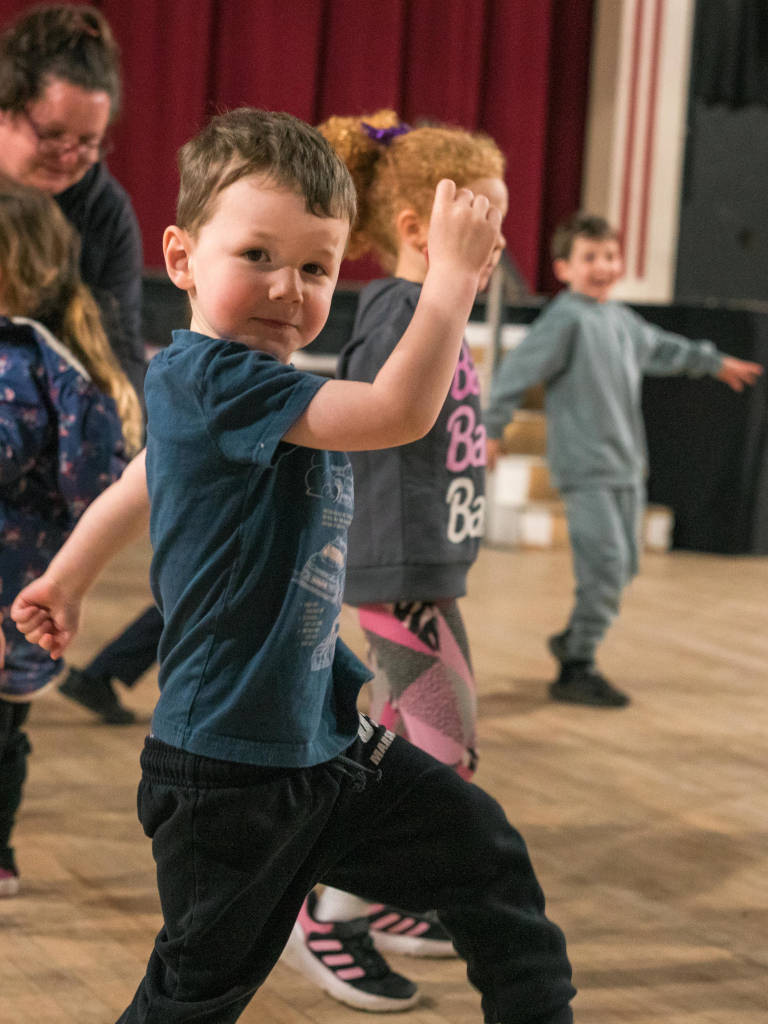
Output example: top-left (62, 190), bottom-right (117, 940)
top-left (0, 4), bottom-right (121, 119)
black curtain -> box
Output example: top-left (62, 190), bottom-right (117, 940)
top-left (694, 0), bottom-right (768, 107)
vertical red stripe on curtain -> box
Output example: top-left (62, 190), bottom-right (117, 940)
top-left (400, 0), bottom-right (487, 127)
top-left (99, 0), bottom-right (218, 266)
top-left (479, 1), bottom-right (556, 290)
top-left (210, 0), bottom-right (324, 120)
top-left (537, 0), bottom-right (597, 294)
top-left (317, 0), bottom-right (407, 119)
top-left (314, 0), bottom-right (408, 282)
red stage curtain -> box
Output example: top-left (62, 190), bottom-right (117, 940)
top-left (0, 0), bottom-right (594, 291)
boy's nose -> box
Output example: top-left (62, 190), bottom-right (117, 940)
top-left (269, 267), bottom-right (302, 302)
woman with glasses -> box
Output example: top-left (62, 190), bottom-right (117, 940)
top-left (0, 4), bottom-right (145, 402)
top-left (0, 6), bottom-right (156, 726)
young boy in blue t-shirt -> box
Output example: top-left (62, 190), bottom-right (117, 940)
top-left (485, 212), bottom-right (763, 709)
top-left (12, 109), bottom-right (575, 1024)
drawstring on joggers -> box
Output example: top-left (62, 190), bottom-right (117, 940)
top-left (330, 754), bottom-right (382, 793)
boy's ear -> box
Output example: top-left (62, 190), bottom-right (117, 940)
top-left (552, 257), bottom-right (572, 285)
top-left (395, 208), bottom-right (429, 254)
top-left (163, 226), bottom-right (195, 292)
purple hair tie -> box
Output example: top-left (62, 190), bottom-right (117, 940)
top-left (361, 121), bottom-right (411, 145)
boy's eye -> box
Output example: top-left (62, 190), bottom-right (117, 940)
top-left (244, 249), bottom-right (268, 262)
top-left (303, 263), bottom-right (327, 277)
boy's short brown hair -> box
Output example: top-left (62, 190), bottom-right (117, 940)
top-left (551, 212), bottom-right (620, 262)
top-left (176, 108), bottom-right (357, 237)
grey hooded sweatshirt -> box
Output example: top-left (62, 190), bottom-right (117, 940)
top-left (338, 278), bottom-right (485, 605)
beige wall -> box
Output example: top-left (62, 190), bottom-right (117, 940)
top-left (582, 0), bottom-right (696, 302)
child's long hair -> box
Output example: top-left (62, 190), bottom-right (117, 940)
top-left (319, 109), bottom-right (506, 271)
top-left (0, 179), bottom-right (142, 452)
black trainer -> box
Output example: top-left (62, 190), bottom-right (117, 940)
top-left (365, 904), bottom-right (457, 958)
top-left (281, 891), bottom-right (419, 1011)
top-left (58, 668), bottom-right (136, 725)
top-left (549, 662), bottom-right (630, 708)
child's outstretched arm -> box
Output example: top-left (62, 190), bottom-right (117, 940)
top-left (716, 356), bottom-right (763, 392)
top-left (11, 449), bottom-right (150, 658)
top-left (285, 179), bottom-right (500, 452)
top-left (483, 307), bottom-right (576, 471)
top-left (637, 313), bottom-right (765, 389)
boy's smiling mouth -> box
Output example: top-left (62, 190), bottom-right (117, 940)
top-left (254, 317), bottom-right (297, 329)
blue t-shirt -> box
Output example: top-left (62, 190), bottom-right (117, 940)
top-left (144, 330), bottom-right (370, 766)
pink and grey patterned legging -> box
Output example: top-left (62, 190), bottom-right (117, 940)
top-left (357, 599), bottom-right (478, 780)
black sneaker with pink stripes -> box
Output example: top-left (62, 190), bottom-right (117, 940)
top-left (365, 903), bottom-right (457, 958)
top-left (281, 891), bottom-right (419, 1012)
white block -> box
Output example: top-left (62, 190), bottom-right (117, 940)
top-left (493, 457), bottom-right (532, 506)
top-left (465, 322), bottom-right (530, 353)
top-left (644, 507), bottom-right (674, 551)
top-left (519, 507), bottom-right (554, 547)
top-left (484, 502), bottom-right (522, 546)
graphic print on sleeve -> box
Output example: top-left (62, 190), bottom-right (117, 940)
top-left (294, 453), bottom-right (354, 670)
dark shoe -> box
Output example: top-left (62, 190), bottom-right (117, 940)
top-left (58, 668), bottom-right (136, 725)
top-left (365, 904), bottom-right (457, 958)
top-left (547, 630), bottom-right (571, 663)
top-left (281, 891), bottom-right (419, 1011)
top-left (549, 663), bottom-right (630, 708)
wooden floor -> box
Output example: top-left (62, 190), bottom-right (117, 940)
top-left (2, 537), bottom-right (767, 1023)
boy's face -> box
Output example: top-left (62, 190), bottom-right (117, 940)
top-left (553, 235), bottom-right (623, 303)
top-left (168, 174), bottom-right (349, 361)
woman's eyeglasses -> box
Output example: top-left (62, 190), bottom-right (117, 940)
top-left (22, 109), bottom-right (110, 162)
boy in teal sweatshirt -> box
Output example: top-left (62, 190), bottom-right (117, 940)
top-left (485, 213), bottom-right (762, 707)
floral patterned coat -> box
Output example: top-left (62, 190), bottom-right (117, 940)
top-left (0, 317), bottom-right (127, 699)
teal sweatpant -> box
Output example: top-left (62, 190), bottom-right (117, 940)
top-left (560, 483), bottom-right (645, 662)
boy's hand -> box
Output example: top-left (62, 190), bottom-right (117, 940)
top-left (427, 179), bottom-right (501, 285)
top-left (486, 437), bottom-right (502, 472)
top-left (716, 357), bottom-right (764, 392)
top-left (10, 576), bottom-right (81, 660)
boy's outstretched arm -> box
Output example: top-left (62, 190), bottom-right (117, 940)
top-left (284, 179), bottom-right (501, 453)
top-left (483, 311), bottom-right (574, 471)
top-left (716, 356), bottom-right (763, 392)
top-left (639, 315), bottom-right (765, 388)
top-left (11, 449), bottom-right (150, 658)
